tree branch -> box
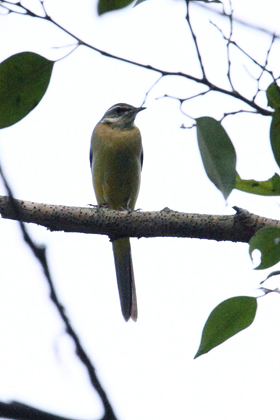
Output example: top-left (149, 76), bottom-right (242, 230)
top-left (0, 195), bottom-right (279, 244)
top-left (0, 1), bottom-right (273, 116)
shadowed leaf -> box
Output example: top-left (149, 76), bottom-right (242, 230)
top-left (196, 117), bottom-right (237, 200)
top-left (98, 0), bottom-right (135, 14)
top-left (0, 52), bottom-right (54, 129)
top-left (249, 227), bottom-right (280, 269)
top-left (270, 110), bottom-right (280, 169)
top-left (267, 83), bottom-right (280, 110)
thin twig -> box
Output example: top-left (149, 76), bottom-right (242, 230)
top-left (209, 16), bottom-right (277, 108)
top-left (0, 1), bottom-right (273, 116)
top-left (195, 1), bottom-right (280, 39)
top-left (185, 0), bottom-right (206, 79)
top-left (252, 34), bottom-right (276, 102)
top-left (141, 74), bottom-right (163, 106)
top-left (0, 163), bottom-right (118, 420)
top-left (220, 109), bottom-right (258, 122)
top-left (226, 0), bottom-right (234, 91)
top-left (156, 90), bottom-right (210, 121)
top-left (209, 20), bottom-right (275, 79)
top-left (159, 89), bottom-right (210, 104)
top-left (0, 0), bottom-right (26, 13)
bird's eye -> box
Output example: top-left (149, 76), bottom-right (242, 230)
top-left (115, 107), bottom-right (124, 115)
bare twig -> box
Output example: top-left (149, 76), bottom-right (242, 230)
top-left (0, 165), bottom-right (118, 420)
top-left (0, 0), bottom-right (273, 116)
top-left (225, 0), bottom-right (234, 91)
top-left (209, 15), bottom-right (277, 113)
top-left (209, 20), bottom-right (275, 80)
top-left (158, 89), bottom-right (210, 120)
top-left (195, 1), bottom-right (280, 39)
top-left (141, 74), bottom-right (163, 106)
top-left (252, 34), bottom-right (277, 102)
top-left (185, 0), bottom-right (206, 79)
top-left (220, 108), bottom-right (258, 122)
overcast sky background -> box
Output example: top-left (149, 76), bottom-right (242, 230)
top-left (1, 0), bottom-right (280, 419)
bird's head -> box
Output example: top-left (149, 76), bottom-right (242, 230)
top-left (100, 103), bottom-right (146, 129)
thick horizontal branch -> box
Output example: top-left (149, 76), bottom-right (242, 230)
top-left (1, 196), bottom-right (280, 243)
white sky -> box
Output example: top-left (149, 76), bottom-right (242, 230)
top-left (1, 0), bottom-right (280, 419)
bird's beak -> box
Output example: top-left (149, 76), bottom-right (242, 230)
top-left (136, 107), bottom-right (146, 114)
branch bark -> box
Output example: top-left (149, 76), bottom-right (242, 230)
top-left (1, 195), bottom-right (279, 243)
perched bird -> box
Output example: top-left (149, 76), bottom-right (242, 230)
top-left (90, 103), bottom-right (145, 321)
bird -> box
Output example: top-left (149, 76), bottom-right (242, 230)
top-left (90, 103), bottom-right (145, 321)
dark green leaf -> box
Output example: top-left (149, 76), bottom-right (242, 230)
top-left (0, 52), bottom-right (54, 129)
top-left (195, 297), bottom-right (257, 358)
top-left (249, 227), bottom-right (280, 269)
top-left (261, 270), bottom-right (280, 284)
top-left (235, 172), bottom-right (280, 196)
top-left (134, 0), bottom-right (148, 5)
top-left (267, 82), bottom-right (280, 110)
top-left (270, 110), bottom-right (280, 169)
top-left (98, 0), bottom-right (134, 15)
top-left (196, 117), bottom-right (237, 200)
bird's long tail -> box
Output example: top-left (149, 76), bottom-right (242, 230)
top-left (112, 238), bottom-right (137, 321)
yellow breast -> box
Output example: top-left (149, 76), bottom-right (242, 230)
top-left (90, 123), bottom-right (143, 210)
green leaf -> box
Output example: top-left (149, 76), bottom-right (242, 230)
top-left (235, 172), bottom-right (280, 196)
top-left (261, 270), bottom-right (280, 284)
top-left (249, 227), bottom-right (280, 269)
top-left (195, 297), bottom-right (257, 358)
top-left (98, 0), bottom-right (135, 15)
top-left (134, 0), bottom-right (148, 5)
top-left (0, 52), bottom-right (54, 129)
top-left (270, 110), bottom-right (280, 169)
top-left (196, 117), bottom-right (237, 200)
top-left (266, 82), bottom-right (280, 110)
